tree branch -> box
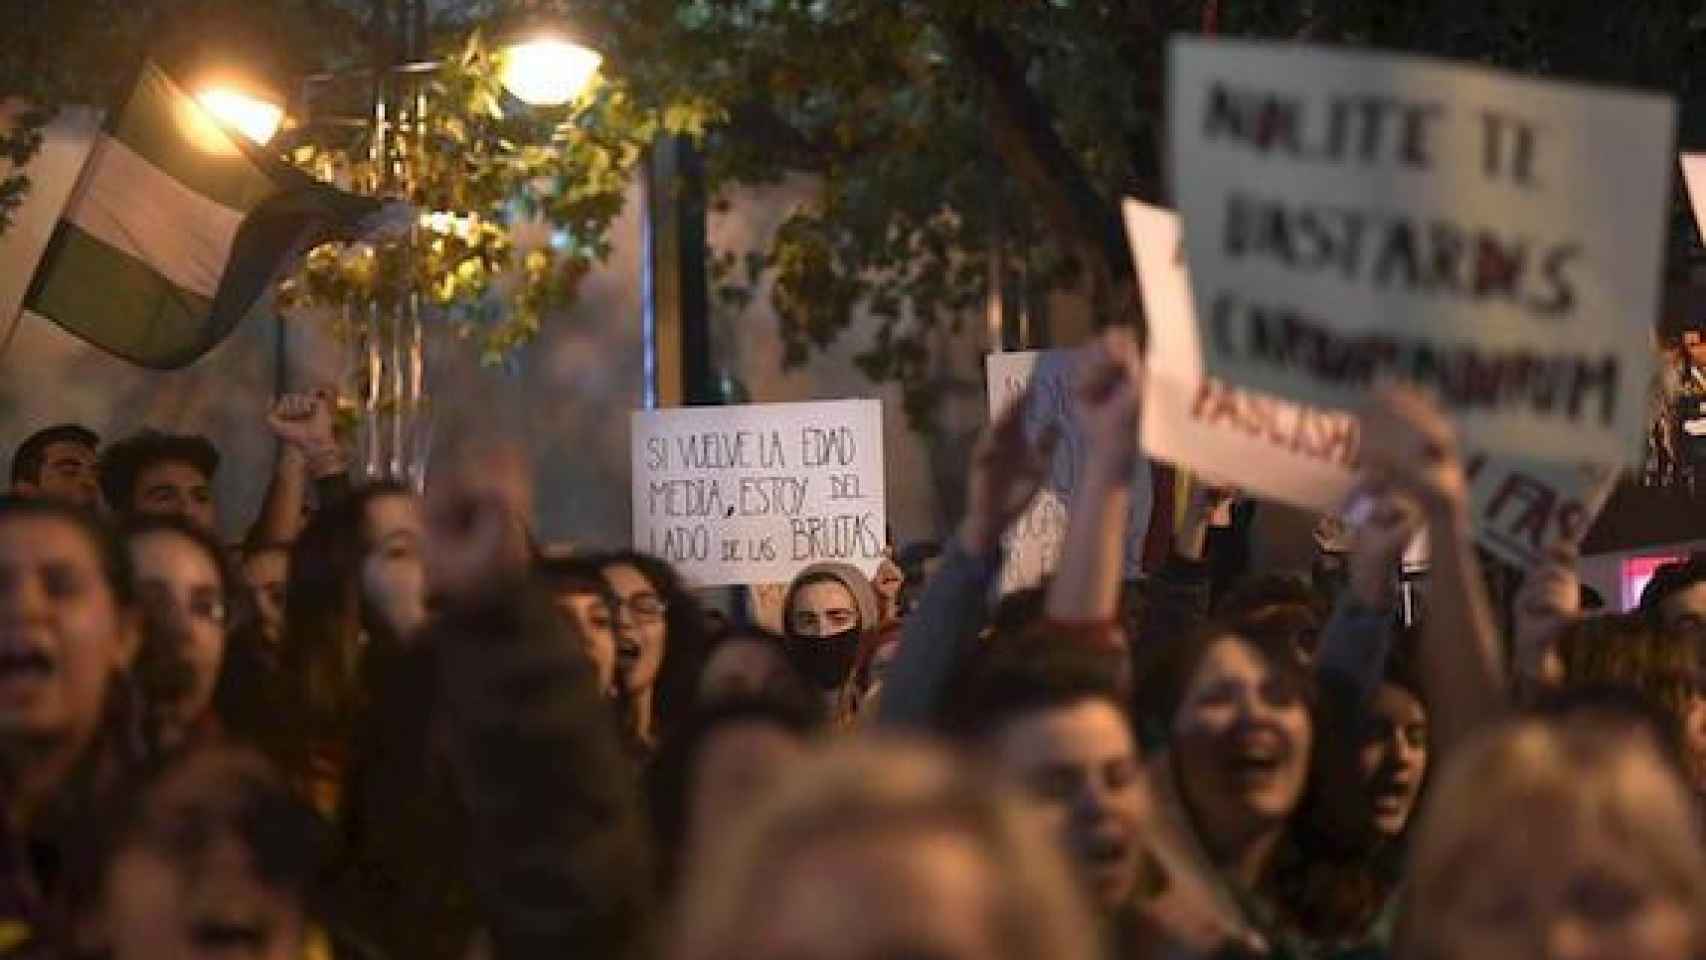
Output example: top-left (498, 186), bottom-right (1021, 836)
top-left (948, 22), bottom-right (1140, 333)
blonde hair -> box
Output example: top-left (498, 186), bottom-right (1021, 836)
top-left (1396, 718), bottom-right (1706, 960)
top-left (669, 737), bottom-right (1100, 960)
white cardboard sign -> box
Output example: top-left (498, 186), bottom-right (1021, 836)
top-left (1680, 154), bottom-right (1706, 245)
top-left (985, 351), bottom-right (1154, 594)
top-left (630, 399), bottom-right (886, 587)
top-left (1168, 38), bottom-right (1674, 465)
top-left (1126, 197), bottom-right (1615, 569)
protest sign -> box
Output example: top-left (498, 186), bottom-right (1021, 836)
top-left (631, 399), bottom-right (886, 587)
top-left (1125, 197), bottom-right (1617, 569)
top-left (1168, 38), bottom-right (1675, 465)
top-left (1682, 155), bottom-right (1706, 240)
top-left (1127, 198), bottom-right (1358, 513)
top-left (985, 351), bottom-right (1154, 594)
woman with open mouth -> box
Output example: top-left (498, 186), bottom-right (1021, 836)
top-left (1150, 620), bottom-right (1318, 949)
top-left (0, 496), bottom-right (147, 953)
top-left (597, 551), bottom-right (709, 752)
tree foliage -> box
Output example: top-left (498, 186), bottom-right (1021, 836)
top-left (6, 0), bottom-right (1706, 423)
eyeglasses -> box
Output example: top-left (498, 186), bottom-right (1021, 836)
top-left (614, 594), bottom-right (668, 623)
top-left (139, 583), bottom-right (228, 628)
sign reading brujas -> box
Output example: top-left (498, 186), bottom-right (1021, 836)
top-left (631, 400), bottom-right (887, 588)
top-left (1167, 39), bottom-right (1675, 465)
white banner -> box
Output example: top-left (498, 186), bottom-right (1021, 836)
top-left (985, 351), bottom-right (1154, 594)
top-left (1168, 38), bottom-right (1674, 465)
top-left (1126, 197), bottom-right (1616, 569)
top-left (631, 399), bottom-right (886, 587)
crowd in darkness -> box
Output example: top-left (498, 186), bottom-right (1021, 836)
top-left (2, 327), bottom-right (1706, 959)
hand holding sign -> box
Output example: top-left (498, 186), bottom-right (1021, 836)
top-left (960, 390), bottom-right (1061, 556)
top-left (1074, 327), bottom-right (1144, 485)
top-left (1346, 490), bottom-right (1423, 610)
top-left (1360, 385), bottom-right (1470, 526)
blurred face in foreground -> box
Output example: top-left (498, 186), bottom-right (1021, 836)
top-left (0, 513), bottom-right (135, 745)
top-left (1423, 816), bottom-right (1695, 960)
top-left (94, 748), bottom-right (310, 960)
top-left (733, 825), bottom-right (1007, 960)
top-left (687, 720), bottom-right (805, 865)
top-left (989, 698), bottom-right (1148, 908)
top-left (1172, 637), bottom-right (1312, 864)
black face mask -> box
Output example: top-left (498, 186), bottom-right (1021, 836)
top-left (786, 628), bottom-right (861, 691)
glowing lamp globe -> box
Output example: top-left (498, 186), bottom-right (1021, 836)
top-left (499, 35), bottom-right (602, 106)
top-left (195, 87), bottom-right (285, 145)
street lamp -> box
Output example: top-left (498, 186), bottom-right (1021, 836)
top-left (194, 86), bottom-right (286, 145)
top-left (494, 7), bottom-right (603, 108)
top-left (498, 32), bottom-right (602, 107)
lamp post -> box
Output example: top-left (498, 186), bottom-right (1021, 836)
top-left (186, 1), bottom-right (603, 489)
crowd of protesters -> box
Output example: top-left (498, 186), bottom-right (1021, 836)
top-left (2, 326), bottom-right (1704, 959)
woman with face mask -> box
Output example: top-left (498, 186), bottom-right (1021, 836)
top-left (780, 563), bottom-right (881, 727)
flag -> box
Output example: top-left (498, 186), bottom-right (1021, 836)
top-left (19, 64), bottom-right (379, 369)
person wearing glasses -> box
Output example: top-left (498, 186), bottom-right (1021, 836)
top-left (597, 551), bottom-right (708, 751)
top-left (121, 516), bottom-right (271, 754)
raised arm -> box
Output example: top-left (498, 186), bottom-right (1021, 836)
top-left (246, 390), bottom-right (347, 546)
top-left (1314, 490), bottom-right (1419, 705)
top-left (1360, 385), bottom-right (1507, 756)
top-left (423, 445), bottom-right (653, 959)
top-left (1045, 327), bottom-right (1142, 625)
top-left (877, 386), bottom-right (1057, 728)
top-left (1510, 541), bottom-right (1581, 705)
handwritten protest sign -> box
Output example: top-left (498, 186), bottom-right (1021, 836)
top-left (1681, 154), bottom-right (1706, 243)
top-left (1168, 39), bottom-right (1675, 465)
top-left (1125, 197), bottom-right (1616, 569)
top-left (985, 351), bottom-right (1154, 593)
top-left (631, 400), bottom-right (886, 587)
top-left (1127, 198), bottom-right (1358, 513)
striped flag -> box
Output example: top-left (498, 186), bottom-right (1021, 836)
top-left (19, 64), bottom-right (379, 369)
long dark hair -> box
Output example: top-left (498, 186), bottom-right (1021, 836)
top-left (280, 484), bottom-right (411, 740)
top-left (1270, 644), bottom-right (1426, 942)
top-left (595, 551), bottom-right (708, 742)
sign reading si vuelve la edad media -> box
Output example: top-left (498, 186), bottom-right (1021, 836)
top-left (984, 351), bottom-right (1154, 594)
top-left (1168, 39), bottom-right (1675, 465)
top-left (1125, 197), bottom-right (1615, 569)
top-left (631, 400), bottom-right (886, 587)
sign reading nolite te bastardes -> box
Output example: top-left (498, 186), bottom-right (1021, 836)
top-left (1168, 38), bottom-right (1675, 465)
